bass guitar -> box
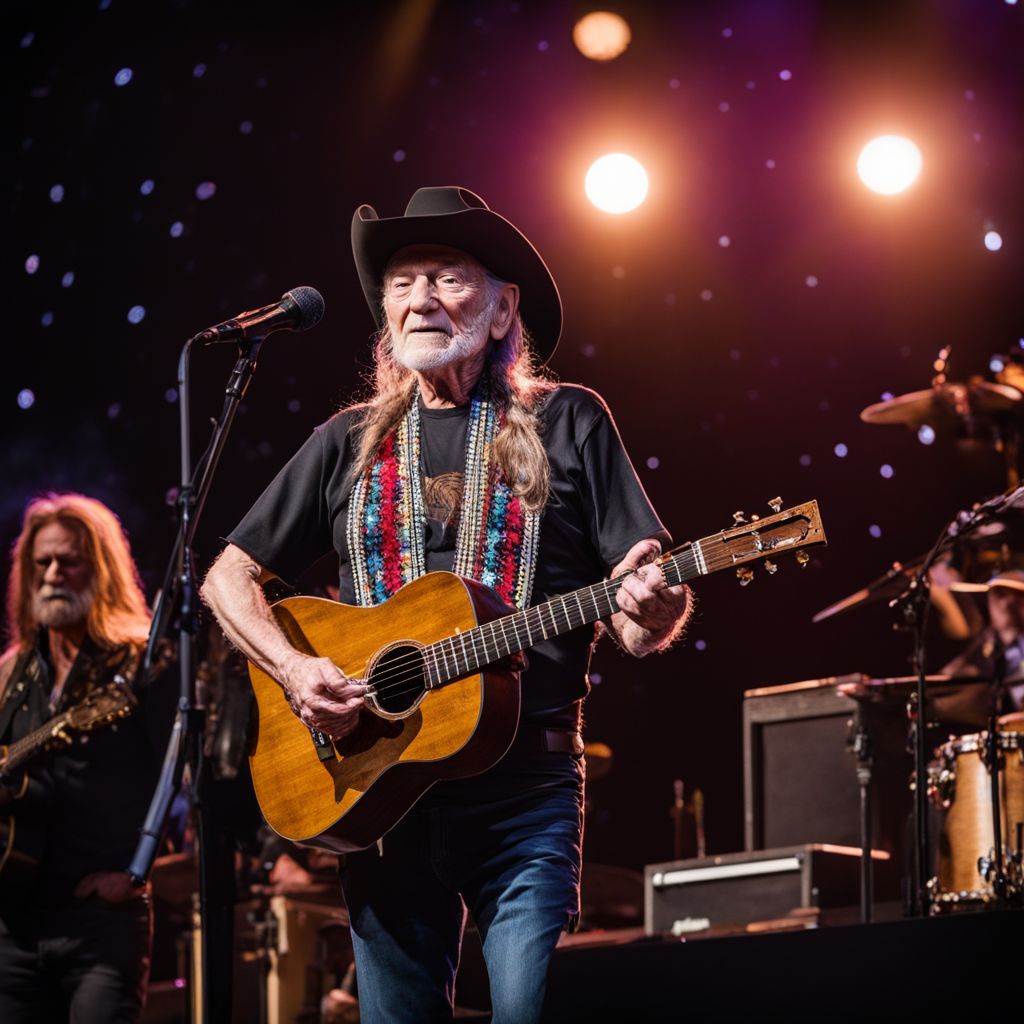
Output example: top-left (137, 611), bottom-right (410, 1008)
top-left (248, 498), bottom-right (825, 853)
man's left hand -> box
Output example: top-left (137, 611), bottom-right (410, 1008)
top-left (613, 539), bottom-right (690, 630)
top-left (609, 538), bottom-right (692, 655)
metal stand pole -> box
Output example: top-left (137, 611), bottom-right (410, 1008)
top-left (852, 704), bottom-right (874, 923)
top-left (128, 333), bottom-right (266, 1024)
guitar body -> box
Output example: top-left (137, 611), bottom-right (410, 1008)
top-left (248, 572), bottom-right (520, 853)
top-left (0, 769), bottom-right (40, 900)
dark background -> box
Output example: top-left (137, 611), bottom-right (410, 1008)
top-left (5, 0), bottom-right (1023, 868)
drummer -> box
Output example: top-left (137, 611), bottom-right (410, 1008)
top-left (935, 570), bottom-right (1024, 724)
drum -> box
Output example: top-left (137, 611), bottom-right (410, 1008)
top-left (929, 723), bottom-right (1024, 909)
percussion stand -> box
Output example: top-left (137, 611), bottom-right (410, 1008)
top-left (901, 491), bottom-right (1022, 914)
top-left (851, 702), bottom-right (874, 923)
top-left (894, 570), bottom-right (933, 918)
top-left (983, 652), bottom-right (1009, 901)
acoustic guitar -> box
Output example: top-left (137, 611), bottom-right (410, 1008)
top-left (0, 681), bottom-right (136, 885)
top-left (248, 499), bottom-right (826, 853)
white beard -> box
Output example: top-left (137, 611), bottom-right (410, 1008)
top-left (33, 584), bottom-right (94, 630)
top-left (392, 296), bottom-right (497, 372)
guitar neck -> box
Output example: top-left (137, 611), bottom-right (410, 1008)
top-left (423, 544), bottom-right (703, 688)
top-left (1, 712), bottom-right (71, 775)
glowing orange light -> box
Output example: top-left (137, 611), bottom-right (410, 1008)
top-left (856, 135), bottom-right (922, 195)
top-left (585, 154), bottom-right (648, 214)
top-left (572, 11), bottom-right (631, 62)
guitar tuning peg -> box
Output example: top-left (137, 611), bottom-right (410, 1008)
top-left (795, 550), bottom-right (810, 568)
top-left (764, 560), bottom-right (778, 575)
top-left (768, 496), bottom-right (783, 513)
top-left (733, 511), bottom-right (748, 525)
top-left (736, 566), bottom-right (754, 586)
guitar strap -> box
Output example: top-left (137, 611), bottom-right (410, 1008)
top-left (0, 651), bottom-right (38, 743)
top-left (347, 376), bottom-right (542, 611)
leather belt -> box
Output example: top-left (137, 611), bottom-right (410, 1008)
top-left (516, 724), bottom-right (584, 756)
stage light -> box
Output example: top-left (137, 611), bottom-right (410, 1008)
top-left (572, 11), bottom-right (631, 61)
top-left (857, 135), bottom-right (922, 194)
top-left (585, 153), bottom-right (648, 214)
top-left (984, 230), bottom-right (1003, 251)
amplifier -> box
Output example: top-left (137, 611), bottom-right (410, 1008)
top-left (644, 844), bottom-right (888, 934)
top-left (742, 676), bottom-right (911, 861)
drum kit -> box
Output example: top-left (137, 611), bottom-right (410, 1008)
top-left (817, 348), bottom-right (1024, 915)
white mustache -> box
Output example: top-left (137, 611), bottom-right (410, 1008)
top-left (39, 585), bottom-right (75, 601)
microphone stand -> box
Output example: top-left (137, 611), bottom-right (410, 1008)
top-left (128, 331), bottom-right (267, 1024)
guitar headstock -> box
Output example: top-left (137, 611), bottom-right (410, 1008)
top-left (65, 683), bottom-right (136, 732)
top-left (694, 498), bottom-right (826, 584)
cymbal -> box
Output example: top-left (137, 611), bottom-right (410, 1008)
top-left (860, 381), bottom-right (1023, 431)
top-left (836, 675), bottom-right (991, 701)
top-left (812, 560), bottom-right (921, 624)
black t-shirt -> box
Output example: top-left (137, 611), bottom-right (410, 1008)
top-left (228, 384), bottom-right (669, 728)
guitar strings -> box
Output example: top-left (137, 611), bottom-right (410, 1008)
top-left (361, 572), bottom-right (637, 702)
top-left (362, 544), bottom-right (775, 703)
top-left (361, 551), bottom-right (707, 702)
top-left (313, 523), bottom-right (807, 709)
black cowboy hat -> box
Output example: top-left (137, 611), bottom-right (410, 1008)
top-left (351, 186), bottom-right (562, 362)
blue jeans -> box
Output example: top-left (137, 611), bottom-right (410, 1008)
top-left (340, 748), bottom-right (584, 1024)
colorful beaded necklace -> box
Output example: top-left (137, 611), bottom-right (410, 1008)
top-left (346, 378), bottom-right (542, 610)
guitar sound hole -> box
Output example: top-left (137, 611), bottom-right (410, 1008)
top-left (369, 644), bottom-right (427, 715)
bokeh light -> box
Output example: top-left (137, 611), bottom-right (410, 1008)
top-left (857, 135), bottom-right (922, 194)
top-left (127, 305), bottom-right (146, 324)
top-left (572, 11), bottom-right (631, 61)
top-left (114, 67), bottom-right (133, 87)
top-left (195, 181), bottom-right (217, 200)
top-left (918, 424), bottom-right (936, 445)
top-left (17, 389), bottom-right (35, 410)
top-left (984, 230), bottom-right (1003, 251)
top-left (834, 443), bottom-right (848, 457)
top-left (585, 153), bottom-right (649, 214)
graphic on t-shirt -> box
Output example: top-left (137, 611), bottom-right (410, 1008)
top-left (424, 472), bottom-right (464, 530)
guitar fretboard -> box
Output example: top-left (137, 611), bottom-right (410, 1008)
top-left (421, 544), bottom-right (703, 688)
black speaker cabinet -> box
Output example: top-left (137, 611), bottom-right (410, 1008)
top-left (644, 844), bottom-right (887, 933)
top-left (742, 676), bottom-right (911, 866)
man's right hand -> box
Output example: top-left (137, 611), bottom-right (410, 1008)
top-left (280, 653), bottom-right (366, 740)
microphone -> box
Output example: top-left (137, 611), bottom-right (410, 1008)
top-left (195, 286), bottom-right (325, 344)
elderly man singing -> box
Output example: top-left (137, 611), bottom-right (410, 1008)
top-left (201, 186), bottom-right (692, 1023)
